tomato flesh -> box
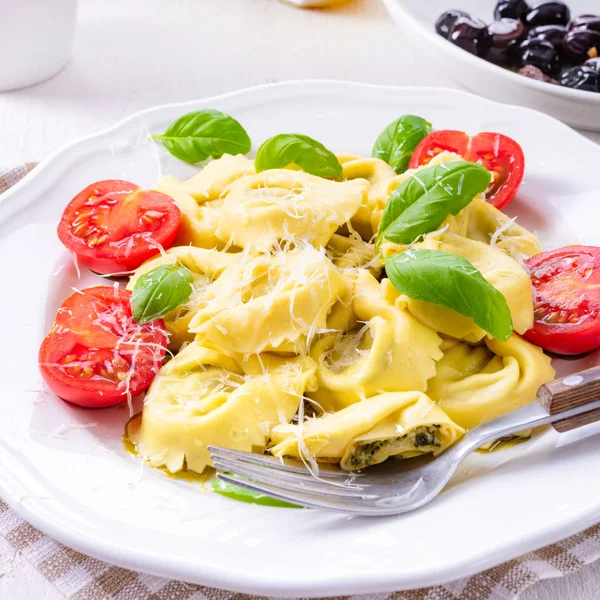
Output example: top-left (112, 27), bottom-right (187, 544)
top-left (39, 287), bottom-right (168, 408)
top-left (57, 180), bottom-right (180, 274)
top-left (408, 130), bottom-right (469, 166)
top-left (408, 130), bottom-right (525, 210)
top-left (524, 246), bottom-right (600, 356)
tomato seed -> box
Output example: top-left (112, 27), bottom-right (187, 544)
top-left (87, 233), bottom-right (109, 247)
top-left (81, 367), bottom-right (94, 379)
top-left (73, 222), bottom-right (93, 237)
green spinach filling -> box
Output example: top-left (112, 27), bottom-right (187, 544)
top-left (348, 425), bottom-right (442, 470)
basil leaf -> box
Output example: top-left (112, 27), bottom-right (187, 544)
top-left (372, 115), bottom-right (432, 173)
top-left (152, 109), bottom-right (251, 164)
top-left (385, 248), bottom-right (513, 341)
top-left (255, 133), bottom-right (343, 180)
top-left (377, 160), bottom-right (491, 246)
top-left (131, 265), bottom-right (193, 325)
top-left (212, 477), bottom-right (300, 508)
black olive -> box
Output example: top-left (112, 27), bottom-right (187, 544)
top-left (568, 15), bottom-right (600, 34)
top-left (518, 38), bottom-right (561, 75)
top-left (487, 19), bottom-right (527, 65)
top-left (494, 0), bottom-right (529, 21)
top-left (527, 24), bottom-right (566, 53)
top-left (524, 1), bottom-right (570, 28)
top-left (560, 65), bottom-right (600, 92)
top-left (435, 10), bottom-right (470, 39)
top-left (563, 29), bottom-right (600, 63)
top-left (584, 56), bottom-right (600, 74)
top-left (448, 16), bottom-right (492, 58)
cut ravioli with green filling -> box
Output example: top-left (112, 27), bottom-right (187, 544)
top-left (270, 391), bottom-right (464, 471)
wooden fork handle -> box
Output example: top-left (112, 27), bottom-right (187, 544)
top-left (537, 366), bottom-right (600, 432)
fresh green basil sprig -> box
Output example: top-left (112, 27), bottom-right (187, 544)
top-left (255, 133), bottom-right (343, 180)
top-left (212, 477), bottom-right (300, 508)
top-left (131, 265), bottom-right (193, 325)
top-left (385, 249), bottom-right (513, 341)
top-left (376, 160), bottom-right (491, 247)
top-left (152, 109), bottom-right (251, 164)
top-left (372, 115), bottom-right (432, 174)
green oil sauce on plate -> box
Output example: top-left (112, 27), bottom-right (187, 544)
top-left (122, 413), bottom-right (296, 506)
top-left (122, 414), bottom-right (214, 485)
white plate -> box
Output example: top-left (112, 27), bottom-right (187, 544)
top-left (0, 81), bottom-right (599, 596)
top-left (382, 0), bottom-right (600, 132)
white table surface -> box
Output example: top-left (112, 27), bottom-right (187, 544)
top-left (0, 0), bottom-right (598, 598)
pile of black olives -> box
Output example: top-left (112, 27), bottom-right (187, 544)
top-left (435, 1), bottom-right (600, 93)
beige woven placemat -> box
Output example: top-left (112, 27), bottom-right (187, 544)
top-left (1, 164), bottom-right (600, 600)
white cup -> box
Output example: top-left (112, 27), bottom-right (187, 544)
top-left (0, 0), bottom-right (78, 91)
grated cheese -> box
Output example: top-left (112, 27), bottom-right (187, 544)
top-left (117, 148), bottom-right (547, 480)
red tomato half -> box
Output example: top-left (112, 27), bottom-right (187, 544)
top-left (57, 180), bottom-right (180, 274)
top-left (39, 287), bottom-right (168, 408)
top-left (524, 246), bottom-right (600, 356)
top-left (408, 130), bottom-right (525, 210)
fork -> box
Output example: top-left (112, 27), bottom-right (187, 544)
top-left (209, 367), bottom-right (600, 516)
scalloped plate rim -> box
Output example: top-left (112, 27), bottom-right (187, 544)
top-left (0, 81), bottom-right (599, 596)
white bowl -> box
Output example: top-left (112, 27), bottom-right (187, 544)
top-left (382, 0), bottom-right (600, 131)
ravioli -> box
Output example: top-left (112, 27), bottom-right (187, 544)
top-left (325, 269), bottom-right (360, 335)
top-left (337, 154), bottom-right (397, 240)
top-left (153, 187), bottom-right (226, 250)
top-left (154, 154), bottom-right (255, 203)
top-left (127, 246), bottom-right (240, 351)
top-left (124, 138), bottom-right (555, 477)
top-left (391, 233), bottom-right (535, 342)
top-left (308, 270), bottom-right (443, 412)
top-left (130, 341), bottom-right (317, 474)
top-left (189, 245), bottom-right (347, 354)
top-left (427, 334), bottom-right (555, 429)
top-left (325, 233), bottom-right (380, 275)
top-left (465, 197), bottom-right (542, 260)
top-left (323, 235), bottom-right (381, 334)
top-left (214, 169), bottom-right (368, 251)
top-left (152, 155), bottom-right (255, 250)
top-left (270, 391), bottom-right (464, 471)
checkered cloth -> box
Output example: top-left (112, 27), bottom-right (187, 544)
top-left (2, 164), bottom-right (600, 600)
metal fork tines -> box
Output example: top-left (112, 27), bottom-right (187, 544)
top-left (208, 374), bottom-right (600, 516)
top-left (208, 446), bottom-right (436, 516)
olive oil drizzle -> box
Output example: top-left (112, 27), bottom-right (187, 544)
top-left (123, 414), bottom-right (215, 485)
top-left (476, 434), bottom-right (532, 454)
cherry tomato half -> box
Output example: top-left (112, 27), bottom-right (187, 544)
top-left (408, 130), bottom-right (525, 210)
top-left (57, 180), bottom-right (180, 275)
top-left (524, 246), bottom-right (600, 356)
top-left (39, 287), bottom-right (168, 407)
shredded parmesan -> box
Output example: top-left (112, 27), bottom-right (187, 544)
top-left (52, 422), bottom-right (98, 437)
top-left (116, 147), bottom-right (546, 482)
top-left (70, 251), bottom-right (81, 279)
top-left (323, 321), bottom-right (372, 372)
top-left (489, 216), bottom-right (529, 267)
top-left (490, 216), bottom-right (518, 247)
